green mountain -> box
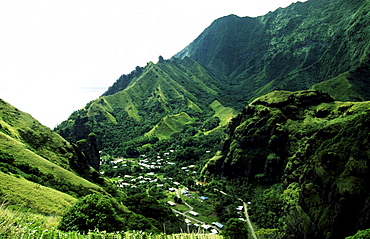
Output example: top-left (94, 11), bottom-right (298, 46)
top-left (204, 90), bottom-right (370, 238)
top-left (56, 0), bottom-right (370, 157)
top-left (0, 98), bottom-right (106, 215)
top-left (175, 0), bottom-right (370, 104)
top-left (55, 57), bottom-right (235, 156)
top-left (16, 0), bottom-right (369, 237)
top-left (0, 99), bottom-right (187, 235)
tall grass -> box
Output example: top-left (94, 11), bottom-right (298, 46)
top-left (0, 202), bottom-right (223, 239)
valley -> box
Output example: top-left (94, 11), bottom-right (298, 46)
top-left (1, 0), bottom-right (370, 238)
top-left (101, 151), bottom-right (260, 236)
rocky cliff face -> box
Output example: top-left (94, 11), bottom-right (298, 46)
top-left (205, 90), bottom-right (370, 238)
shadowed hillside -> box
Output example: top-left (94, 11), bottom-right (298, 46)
top-left (204, 90), bottom-right (370, 238)
top-left (176, 0), bottom-right (370, 106)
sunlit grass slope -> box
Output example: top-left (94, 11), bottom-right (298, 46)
top-left (55, 57), bottom-right (229, 154)
top-left (1, 202), bottom-right (224, 239)
top-left (0, 171), bottom-right (76, 215)
top-left (0, 98), bottom-right (105, 214)
top-left (0, 99), bottom-right (77, 171)
top-left (85, 57), bottom-right (222, 124)
top-left (0, 132), bottom-right (103, 193)
top-left (145, 112), bottom-right (194, 140)
top-left (210, 100), bottom-right (238, 126)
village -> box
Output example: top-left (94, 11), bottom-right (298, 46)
top-left (99, 150), bottom-right (248, 235)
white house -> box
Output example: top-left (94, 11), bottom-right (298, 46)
top-left (167, 201), bottom-right (176, 206)
top-left (188, 211), bottom-right (199, 217)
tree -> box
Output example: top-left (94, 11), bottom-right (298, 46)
top-left (223, 218), bottom-right (249, 239)
top-left (58, 194), bottom-right (123, 233)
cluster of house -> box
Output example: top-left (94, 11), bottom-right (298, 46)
top-left (113, 172), bottom-right (180, 189)
top-left (183, 218), bottom-right (222, 234)
top-left (100, 150), bottom-right (200, 189)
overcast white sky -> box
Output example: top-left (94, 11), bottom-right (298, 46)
top-left (0, 0), bottom-right (306, 128)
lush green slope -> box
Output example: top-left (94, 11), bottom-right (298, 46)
top-left (175, 0), bottom-right (370, 106)
top-left (55, 57), bottom-right (231, 156)
top-left (56, 0), bottom-right (370, 157)
top-left (312, 56), bottom-right (370, 101)
top-left (0, 99), bottom-right (106, 214)
top-left (204, 90), bottom-right (370, 238)
top-left (0, 99), bottom-right (188, 235)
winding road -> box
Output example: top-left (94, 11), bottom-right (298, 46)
top-left (238, 198), bottom-right (257, 239)
top-left (172, 187), bottom-right (257, 238)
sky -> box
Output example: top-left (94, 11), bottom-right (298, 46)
top-left (0, 0), bottom-right (306, 128)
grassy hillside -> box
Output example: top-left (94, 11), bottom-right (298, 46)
top-left (145, 112), bottom-right (194, 140)
top-left (0, 98), bottom-right (106, 215)
top-left (312, 56), bottom-right (370, 101)
top-left (0, 171), bottom-right (76, 215)
top-left (55, 57), bottom-right (229, 156)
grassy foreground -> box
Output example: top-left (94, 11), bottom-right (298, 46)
top-left (0, 203), bottom-right (223, 239)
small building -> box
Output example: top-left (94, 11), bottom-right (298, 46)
top-left (167, 201), bottom-right (176, 206)
top-left (212, 222), bottom-right (224, 229)
top-left (199, 196), bottom-right (209, 201)
top-left (188, 211), bottom-right (199, 217)
top-left (181, 189), bottom-right (189, 194)
top-left (236, 206), bottom-right (244, 211)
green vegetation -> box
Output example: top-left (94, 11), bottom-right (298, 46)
top-left (146, 112), bottom-right (194, 140)
top-left (205, 90), bottom-right (370, 238)
top-left (346, 229), bottom-right (370, 239)
top-left (59, 194), bottom-right (123, 232)
top-left (1, 198), bottom-right (222, 239)
top-left (175, 0), bottom-right (370, 104)
top-left (0, 171), bottom-right (76, 215)
top-left (0, 99), bottom-right (108, 215)
top-left (223, 218), bottom-right (249, 239)
top-left (2, 0), bottom-right (370, 237)
top-left (55, 57), bottom-right (230, 157)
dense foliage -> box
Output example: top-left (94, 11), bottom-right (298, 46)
top-left (59, 194), bottom-right (124, 233)
top-left (222, 218), bottom-right (249, 239)
top-left (59, 193), bottom-right (186, 234)
top-left (206, 90), bottom-right (370, 238)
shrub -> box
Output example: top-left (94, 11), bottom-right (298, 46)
top-left (223, 218), bottom-right (249, 239)
top-left (58, 194), bottom-right (123, 233)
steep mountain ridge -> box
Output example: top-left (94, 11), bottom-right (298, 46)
top-left (55, 57), bottom-right (231, 155)
top-left (175, 0), bottom-right (370, 105)
top-left (204, 90), bottom-right (370, 238)
top-left (56, 0), bottom-right (370, 157)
